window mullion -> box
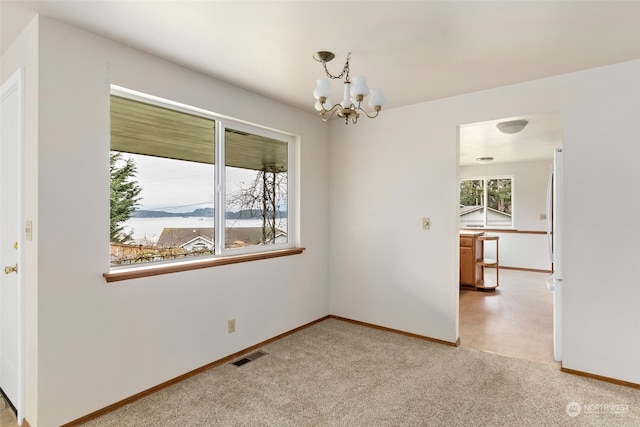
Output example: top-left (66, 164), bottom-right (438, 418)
top-left (214, 121), bottom-right (226, 255)
top-left (483, 179), bottom-right (488, 227)
top-left (286, 138), bottom-right (294, 246)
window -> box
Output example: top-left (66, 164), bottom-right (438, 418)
top-left (459, 177), bottom-right (512, 228)
top-left (109, 87), bottom-right (294, 268)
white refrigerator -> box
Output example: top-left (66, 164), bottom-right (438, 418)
top-left (546, 148), bottom-right (563, 362)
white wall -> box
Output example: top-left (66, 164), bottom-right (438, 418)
top-left (461, 159), bottom-right (552, 270)
top-left (328, 104), bottom-right (461, 343)
top-left (329, 60), bottom-right (640, 385)
top-left (24, 17), bottom-right (330, 427)
top-left (561, 63), bottom-right (640, 384)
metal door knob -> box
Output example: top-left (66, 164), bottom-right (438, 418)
top-left (4, 264), bottom-right (18, 274)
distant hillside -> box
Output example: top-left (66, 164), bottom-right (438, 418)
top-left (131, 208), bottom-right (286, 219)
top-left (131, 208), bottom-right (214, 218)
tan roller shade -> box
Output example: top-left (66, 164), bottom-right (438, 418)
top-left (110, 95), bottom-right (287, 171)
top-left (225, 129), bottom-right (288, 172)
top-left (110, 95), bottom-right (214, 164)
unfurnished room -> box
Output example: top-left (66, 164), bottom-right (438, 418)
top-left (1, 1), bottom-right (640, 426)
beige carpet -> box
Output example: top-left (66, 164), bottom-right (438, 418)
top-left (81, 318), bottom-right (640, 426)
top-left (1, 396), bottom-right (18, 427)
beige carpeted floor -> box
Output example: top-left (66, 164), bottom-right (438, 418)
top-left (80, 318), bottom-right (640, 426)
top-left (1, 396), bottom-right (18, 427)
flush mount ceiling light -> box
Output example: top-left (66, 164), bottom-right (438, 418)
top-left (313, 51), bottom-right (385, 124)
top-left (476, 157), bottom-right (494, 163)
top-left (496, 119), bottom-right (528, 134)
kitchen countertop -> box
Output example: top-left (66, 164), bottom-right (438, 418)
top-left (459, 230), bottom-right (485, 236)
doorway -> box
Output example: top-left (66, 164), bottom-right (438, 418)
top-left (459, 270), bottom-right (556, 365)
top-left (0, 68), bottom-right (25, 423)
top-left (457, 112), bottom-right (562, 366)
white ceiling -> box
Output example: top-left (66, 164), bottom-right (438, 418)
top-left (459, 112), bottom-right (562, 166)
top-left (2, 1), bottom-right (640, 164)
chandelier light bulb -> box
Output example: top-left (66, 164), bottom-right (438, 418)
top-left (315, 99), bottom-right (332, 111)
top-left (369, 89), bottom-right (386, 108)
top-left (350, 76), bottom-right (369, 99)
top-left (313, 79), bottom-right (332, 100)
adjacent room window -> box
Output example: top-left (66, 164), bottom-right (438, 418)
top-left (109, 87), bottom-right (293, 267)
top-left (459, 177), bottom-right (513, 227)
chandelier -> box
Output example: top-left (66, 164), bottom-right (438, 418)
top-left (313, 51), bottom-right (385, 124)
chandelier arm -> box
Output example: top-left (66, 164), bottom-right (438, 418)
top-left (356, 107), bottom-right (381, 119)
top-left (319, 104), bottom-right (342, 122)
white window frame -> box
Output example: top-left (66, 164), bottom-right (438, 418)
top-left (460, 175), bottom-right (514, 228)
top-left (110, 85), bottom-right (296, 268)
top-left (215, 120), bottom-right (295, 257)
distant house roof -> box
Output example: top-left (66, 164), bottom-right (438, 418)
top-left (459, 205), bottom-right (484, 216)
top-left (459, 205), bottom-right (511, 218)
top-left (157, 228), bottom-right (213, 248)
top-left (157, 227), bottom-right (286, 248)
top-left (181, 235), bottom-right (214, 249)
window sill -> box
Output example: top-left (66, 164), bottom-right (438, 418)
top-left (104, 247), bottom-right (305, 283)
top-left (460, 228), bottom-right (545, 235)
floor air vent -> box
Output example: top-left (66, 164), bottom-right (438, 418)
top-left (231, 350), bottom-right (268, 367)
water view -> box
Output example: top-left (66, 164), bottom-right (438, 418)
top-left (123, 217), bottom-right (288, 244)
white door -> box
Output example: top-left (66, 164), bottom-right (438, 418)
top-left (0, 68), bottom-right (25, 423)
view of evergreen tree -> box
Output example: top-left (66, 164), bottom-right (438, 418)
top-left (460, 178), bottom-right (511, 213)
top-left (110, 152), bottom-right (142, 243)
top-left (460, 179), bottom-right (483, 207)
top-left (487, 178), bottom-right (512, 213)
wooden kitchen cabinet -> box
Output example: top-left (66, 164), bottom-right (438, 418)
top-left (459, 231), bottom-right (484, 289)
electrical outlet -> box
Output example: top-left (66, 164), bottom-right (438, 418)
top-left (539, 213), bottom-right (547, 220)
top-left (228, 318), bottom-right (236, 334)
top-left (422, 217), bottom-right (430, 230)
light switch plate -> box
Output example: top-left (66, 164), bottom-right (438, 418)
top-left (25, 220), bottom-right (33, 240)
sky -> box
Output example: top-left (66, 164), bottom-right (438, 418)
top-left (125, 153), bottom-right (257, 213)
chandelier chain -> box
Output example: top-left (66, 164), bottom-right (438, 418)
top-left (322, 52), bottom-right (351, 81)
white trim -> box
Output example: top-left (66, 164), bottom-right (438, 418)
top-left (217, 120), bottom-right (295, 257)
top-left (214, 121), bottom-right (226, 256)
top-left (0, 67), bottom-right (26, 425)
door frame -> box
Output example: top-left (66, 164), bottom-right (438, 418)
top-left (0, 67), bottom-right (26, 424)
